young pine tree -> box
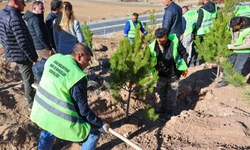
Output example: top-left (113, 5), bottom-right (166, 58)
top-left (109, 25), bottom-right (159, 121)
top-left (144, 9), bottom-right (158, 44)
top-left (194, 0), bottom-right (244, 85)
top-left (81, 21), bottom-right (93, 49)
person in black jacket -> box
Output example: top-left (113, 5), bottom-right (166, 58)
top-left (0, 0), bottom-right (38, 109)
top-left (151, 28), bottom-right (188, 119)
top-left (24, 1), bottom-right (53, 61)
top-left (46, 0), bottom-right (63, 50)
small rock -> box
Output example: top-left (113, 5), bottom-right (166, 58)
top-left (199, 88), bottom-right (208, 95)
top-left (92, 42), bottom-right (108, 51)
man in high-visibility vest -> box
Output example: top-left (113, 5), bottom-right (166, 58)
top-left (182, 6), bottom-right (198, 61)
top-left (190, 0), bottom-right (217, 67)
top-left (30, 43), bottom-right (110, 150)
top-left (216, 17), bottom-right (250, 88)
top-left (234, 4), bottom-right (250, 18)
top-left (149, 28), bottom-right (188, 119)
top-left (124, 13), bottom-right (150, 43)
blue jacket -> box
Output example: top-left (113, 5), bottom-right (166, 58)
top-left (124, 20), bottom-right (148, 39)
top-left (0, 5), bottom-right (38, 62)
top-left (46, 11), bottom-right (58, 49)
top-left (162, 2), bottom-right (184, 36)
top-left (24, 11), bottom-right (52, 51)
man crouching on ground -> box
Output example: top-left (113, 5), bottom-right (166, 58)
top-left (30, 43), bottom-right (109, 150)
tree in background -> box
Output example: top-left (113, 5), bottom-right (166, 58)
top-left (144, 9), bottom-right (158, 44)
top-left (81, 21), bottom-right (93, 49)
top-left (109, 25), bottom-right (159, 121)
top-left (194, 0), bottom-right (246, 86)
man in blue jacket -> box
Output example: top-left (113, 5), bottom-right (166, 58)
top-left (0, 0), bottom-right (38, 109)
top-left (46, 0), bottom-right (63, 50)
top-left (24, 1), bottom-right (53, 61)
top-left (162, 0), bottom-right (183, 38)
top-left (124, 13), bottom-right (150, 43)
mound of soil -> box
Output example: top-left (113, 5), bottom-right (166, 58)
top-left (0, 37), bottom-right (250, 150)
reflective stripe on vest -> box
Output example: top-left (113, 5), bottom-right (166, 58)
top-left (30, 54), bottom-right (91, 142)
top-left (234, 5), bottom-right (250, 18)
top-left (183, 10), bottom-right (198, 36)
top-left (197, 7), bottom-right (217, 35)
top-left (149, 34), bottom-right (188, 71)
top-left (128, 20), bottom-right (140, 38)
top-left (233, 27), bottom-right (250, 53)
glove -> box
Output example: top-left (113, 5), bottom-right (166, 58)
top-left (98, 122), bottom-right (110, 133)
top-left (182, 70), bottom-right (188, 77)
top-left (147, 34), bottom-right (151, 37)
top-left (227, 44), bottom-right (232, 50)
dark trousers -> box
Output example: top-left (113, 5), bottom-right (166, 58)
top-left (17, 61), bottom-right (35, 108)
top-left (222, 53), bottom-right (250, 80)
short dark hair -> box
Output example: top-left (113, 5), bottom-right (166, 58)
top-left (32, 1), bottom-right (43, 9)
top-left (71, 43), bottom-right (93, 57)
top-left (230, 17), bottom-right (242, 27)
top-left (132, 13), bottom-right (139, 17)
top-left (155, 28), bottom-right (169, 38)
top-left (51, 0), bottom-right (62, 11)
top-left (182, 6), bottom-right (188, 10)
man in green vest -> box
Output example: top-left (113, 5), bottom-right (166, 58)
top-left (190, 0), bottom-right (217, 67)
top-left (149, 28), bottom-right (188, 119)
top-left (216, 17), bottom-right (250, 88)
top-left (182, 6), bottom-right (198, 61)
top-left (30, 43), bottom-right (110, 150)
top-left (234, 4), bottom-right (250, 18)
top-left (124, 13), bottom-right (150, 43)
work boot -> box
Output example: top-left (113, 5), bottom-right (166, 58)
top-left (155, 107), bottom-right (166, 114)
top-left (215, 81), bottom-right (228, 88)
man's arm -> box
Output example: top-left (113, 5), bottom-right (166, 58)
top-left (162, 10), bottom-right (173, 30)
top-left (192, 9), bottom-right (203, 35)
top-left (70, 77), bottom-right (103, 128)
top-left (182, 17), bottom-right (186, 31)
top-left (11, 17), bottom-right (37, 62)
top-left (33, 18), bottom-right (52, 50)
top-left (232, 33), bottom-right (250, 49)
top-left (140, 22), bottom-right (148, 35)
top-left (124, 21), bottom-right (130, 37)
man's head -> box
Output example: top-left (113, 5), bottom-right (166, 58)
top-left (132, 13), bottom-right (139, 22)
top-left (230, 17), bottom-right (244, 31)
top-left (201, 0), bottom-right (209, 5)
top-left (70, 43), bottom-right (93, 70)
top-left (51, 0), bottom-right (63, 14)
top-left (162, 0), bottom-right (173, 6)
top-left (32, 1), bottom-right (44, 14)
top-left (182, 6), bottom-right (188, 14)
top-left (155, 28), bottom-right (169, 46)
top-left (8, 0), bottom-right (26, 12)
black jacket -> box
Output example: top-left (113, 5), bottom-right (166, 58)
top-left (0, 5), bottom-right (37, 62)
top-left (24, 11), bottom-right (52, 51)
top-left (46, 11), bottom-right (58, 49)
top-left (192, 1), bottom-right (216, 38)
top-left (154, 40), bottom-right (188, 78)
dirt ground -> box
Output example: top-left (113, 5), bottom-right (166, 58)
top-left (0, 35), bottom-right (250, 150)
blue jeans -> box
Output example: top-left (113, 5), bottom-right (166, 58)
top-left (38, 128), bottom-right (100, 150)
top-left (32, 59), bottom-right (47, 84)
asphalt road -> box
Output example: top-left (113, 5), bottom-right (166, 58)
top-left (88, 13), bottom-right (164, 37)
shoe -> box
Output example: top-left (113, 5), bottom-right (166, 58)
top-left (166, 111), bottom-right (174, 120)
top-left (215, 81), bottom-right (228, 88)
top-left (155, 107), bottom-right (166, 114)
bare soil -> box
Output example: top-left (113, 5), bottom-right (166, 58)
top-left (0, 36), bottom-right (250, 150)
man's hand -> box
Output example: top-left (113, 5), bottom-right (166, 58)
top-left (147, 34), bottom-right (151, 37)
top-left (191, 34), bottom-right (195, 40)
top-left (98, 122), bottom-right (110, 133)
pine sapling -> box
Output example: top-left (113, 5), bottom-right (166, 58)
top-left (81, 21), bottom-right (93, 49)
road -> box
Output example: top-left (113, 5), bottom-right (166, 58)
top-left (88, 13), bottom-right (164, 37)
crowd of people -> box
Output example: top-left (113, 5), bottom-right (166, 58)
top-left (0, 0), bottom-right (249, 149)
